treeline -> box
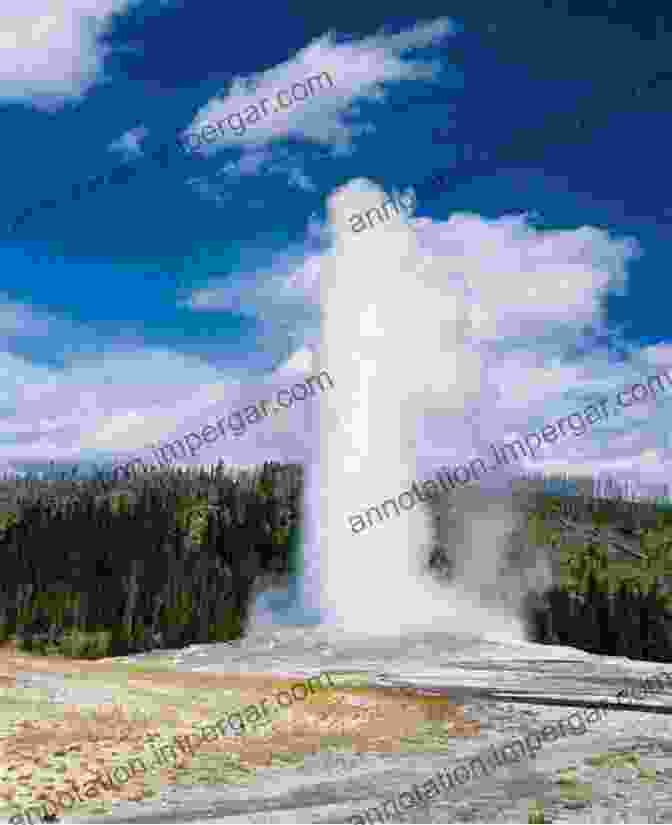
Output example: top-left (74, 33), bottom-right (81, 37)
top-left (518, 473), bottom-right (672, 662)
top-left (5, 462), bottom-right (672, 663)
top-left (530, 581), bottom-right (672, 662)
top-left (513, 471), bottom-right (672, 514)
top-left (0, 461), bottom-right (302, 658)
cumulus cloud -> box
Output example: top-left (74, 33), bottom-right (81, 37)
top-left (413, 213), bottom-right (639, 343)
top-left (458, 345), bottom-right (672, 487)
top-left (0, 342), bottom-right (319, 471)
top-left (0, 290), bottom-right (321, 473)
top-left (184, 181), bottom-right (663, 487)
top-left (2, 177), bottom-right (665, 489)
top-left (0, 0), bottom-right (137, 107)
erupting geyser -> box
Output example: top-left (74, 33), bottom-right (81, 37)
top-left (254, 178), bottom-right (534, 640)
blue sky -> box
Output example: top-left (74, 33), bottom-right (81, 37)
top-left (2, 0), bottom-right (672, 490)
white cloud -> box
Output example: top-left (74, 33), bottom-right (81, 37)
top-left (179, 18), bottom-right (456, 157)
top-left (0, 297), bottom-right (52, 337)
top-left (183, 184), bottom-right (663, 487)
top-left (2, 178), bottom-right (667, 488)
top-left (534, 448), bottom-right (669, 487)
top-left (183, 240), bottom-right (323, 356)
top-left (0, 0), bottom-right (137, 107)
top-left (414, 213), bottom-right (639, 342)
top-left (641, 342), bottom-right (672, 370)
top-left (0, 293), bottom-right (320, 470)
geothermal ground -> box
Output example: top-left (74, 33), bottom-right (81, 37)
top-left (5, 629), bottom-right (672, 824)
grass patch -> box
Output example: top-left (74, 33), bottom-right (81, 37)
top-left (585, 751), bottom-right (639, 770)
top-left (105, 657), bottom-right (179, 672)
top-left (555, 767), bottom-right (593, 802)
top-left (585, 750), bottom-right (658, 783)
top-left (318, 672), bottom-right (372, 689)
top-left (528, 800), bottom-right (546, 824)
top-left (639, 766), bottom-right (658, 782)
top-left (145, 749), bottom-right (256, 790)
top-left (313, 734), bottom-right (358, 750)
top-left (267, 751), bottom-right (308, 768)
top-left (399, 720), bottom-right (474, 751)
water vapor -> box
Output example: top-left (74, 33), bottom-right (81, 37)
top-left (310, 178), bottom-right (527, 640)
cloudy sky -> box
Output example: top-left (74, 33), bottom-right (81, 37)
top-left (2, 0), bottom-right (672, 490)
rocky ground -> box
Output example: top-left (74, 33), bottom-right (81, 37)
top-left (3, 627), bottom-right (672, 824)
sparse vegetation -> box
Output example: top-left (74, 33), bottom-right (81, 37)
top-left (586, 751), bottom-right (639, 770)
top-left (555, 766), bottom-right (593, 802)
top-left (585, 750), bottom-right (657, 782)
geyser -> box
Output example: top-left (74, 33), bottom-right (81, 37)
top-left (255, 178), bottom-right (533, 640)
